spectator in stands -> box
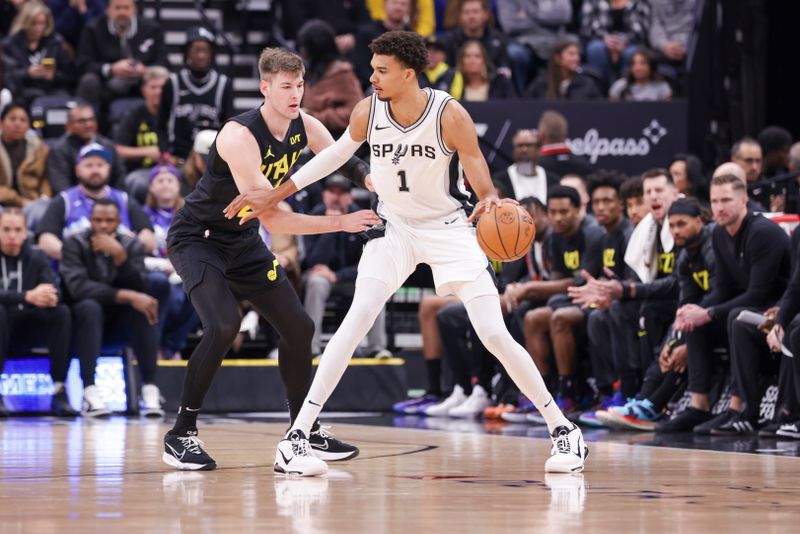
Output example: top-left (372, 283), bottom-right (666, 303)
top-left (48, 0), bottom-right (105, 49)
top-left (454, 40), bottom-right (516, 101)
top-left (365, 0), bottom-right (434, 36)
top-left (758, 126), bottom-right (793, 179)
top-left (669, 152), bottom-right (706, 201)
top-left (0, 103), bottom-right (51, 209)
top-left (158, 26), bottom-right (232, 162)
top-left (283, 0), bottom-right (371, 56)
top-left (47, 103), bottom-right (126, 192)
top-left (649, 0), bottom-right (696, 84)
top-left (581, 0), bottom-right (651, 86)
top-left (440, 0), bottom-right (512, 82)
top-left (1, 1), bottom-right (75, 106)
top-left (76, 0), bottom-right (167, 112)
top-left (0, 207), bottom-right (74, 417)
top-left (730, 136), bottom-right (762, 185)
top-left (181, 128), bottom-right (214, 193)
top-left (142, 163), bottom-right (198, 361)
top-left (561, 173), bottom-right (591, 218)
top-left (620, 175), bottom-right (648, 225)
top-left (297, 20), bottom-right (364, 139)
top-left (790, 142), bottom-right (800, 173)
top-left (609, 48), bottom-right (672, 102)
top-left (38, 142), bottom-right (155, 261)
top-left (525, 38), bottom-right (601, 100)
top-left (115, 66), bottom-right (169, 200)
top-left (521, 185), bottom-right (605, 416)
top-left (421, 35), bottom-right (459, 95)
top-left (660, 173), bottom-right (791, 433)
top-left (302, 174), bottom-right (388, 358)
top-left (497, 0), bottom-right (575, 92)
top-left (536, 110), bottom-right (592, 179)
top-left (60, 198), bottom-right (163, 417)
top-left (493, 128), bottom-right (554, 202)
top-left (355, 0), bottom-right (412, 85)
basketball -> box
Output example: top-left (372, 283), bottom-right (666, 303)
top-left (476, 203), bottom-right (536, 262)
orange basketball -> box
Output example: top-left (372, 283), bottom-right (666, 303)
top-left (476, 204), bottom-right (536, 262)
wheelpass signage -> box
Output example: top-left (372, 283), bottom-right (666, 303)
top-left (464, 100), bottom-right (688, 175)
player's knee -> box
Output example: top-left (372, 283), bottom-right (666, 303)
top-left (418, 296), bottom-right (440, 321)
top-left (294, 312), bottom-right (315, 342)
top-left (208, 316), bottom-right (239, 346)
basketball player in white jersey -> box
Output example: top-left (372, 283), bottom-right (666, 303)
top-left (224, 32), bottom-right (587, 476)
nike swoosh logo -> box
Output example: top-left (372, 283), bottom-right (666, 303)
top-left (167, 443), bottom-right (186, 461)
top-left (375, 124), bottom-right (390, 130)
top-left (309, 400), bottom-right (321, 407)
top-left (444, 217), bottom-right (458, 225)
top-left (279, 449), bottom-right (293, 465)
top-left (312, 441), bottom-right (329, 451)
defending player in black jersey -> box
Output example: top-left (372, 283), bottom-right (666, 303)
top-left (162, 48), bottom-right (380, 471)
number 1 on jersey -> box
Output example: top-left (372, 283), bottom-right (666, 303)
top-left (398, 170), bottom-right (410, 192)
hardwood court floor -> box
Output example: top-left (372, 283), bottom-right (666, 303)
top-left (1, 418), bottom-right (799, 533)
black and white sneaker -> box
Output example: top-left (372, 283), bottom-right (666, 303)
top-left (709, 411), bottom-right (758, 435)
top-left (544, 423), bottom-right (588, 473)
top-left (162, 431), bottom-right (217, 471)
top-left (309, 426), bottom-right (360, 461)
top-left (776, 421), bottom-right (800, 439)
top-left (275, 429), bottom-right (327, 476)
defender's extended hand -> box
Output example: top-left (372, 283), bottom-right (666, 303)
top-left (224, 187), bottom-right (282, 224)
top-left (339, 210), bottom-right (383, 233)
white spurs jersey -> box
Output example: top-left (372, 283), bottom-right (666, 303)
top-left (366, 88), bottom-right (470, 220)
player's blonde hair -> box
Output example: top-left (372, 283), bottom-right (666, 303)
top-left (258, 47), bottom-right (305, 81)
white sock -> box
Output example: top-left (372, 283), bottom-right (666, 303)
top-left (462, 291), bottom-right (571, 434)
top-left (291, 277), bottom-right (394, 436)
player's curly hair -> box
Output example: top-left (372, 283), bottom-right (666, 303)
top-left (368, 31), bottom-right (428, 74)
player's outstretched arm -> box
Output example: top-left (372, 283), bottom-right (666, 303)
top-left (304, 109), bottom-right (372, 190)
top-left (440, 100), bottom-right (517, 222)
top-left (223, 98), bottom-right (372, 223)
top-left (219, 121), bottom-right (381, 234)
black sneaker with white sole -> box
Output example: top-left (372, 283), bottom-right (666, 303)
top-left (776, 421), bottom-right (800, 439)
top-left (309, 426), bottom-right (359, 461)
top-left (709, 411), bottom-right (759, 435)
top-left (163, 431), bottom-right (217, 471)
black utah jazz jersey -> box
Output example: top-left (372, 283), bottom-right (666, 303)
top-left (181, 107), bottom-right (308, 233)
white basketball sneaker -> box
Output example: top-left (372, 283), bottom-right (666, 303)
top-left (449, 385), bottom-right (491, 418)
top-left (424, 385), bottom-right (467, 417)
top-left (82, 385), bottom-right (111, 417)
top-left (140, 384), bottom-right (165, 418)
top-left (544, 423), bottom-right (588, 473)
top-left (275, 429), bottom-right (328, 477)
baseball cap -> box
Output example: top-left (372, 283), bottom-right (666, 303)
top-left (424, 35), bottom-right (445, 51)
top-left (324, 174), bottom-right (352, 191)
top-left (76, 142), bottom-right (112, 164)
top-left (193, 129), bottom-right (217, 156)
